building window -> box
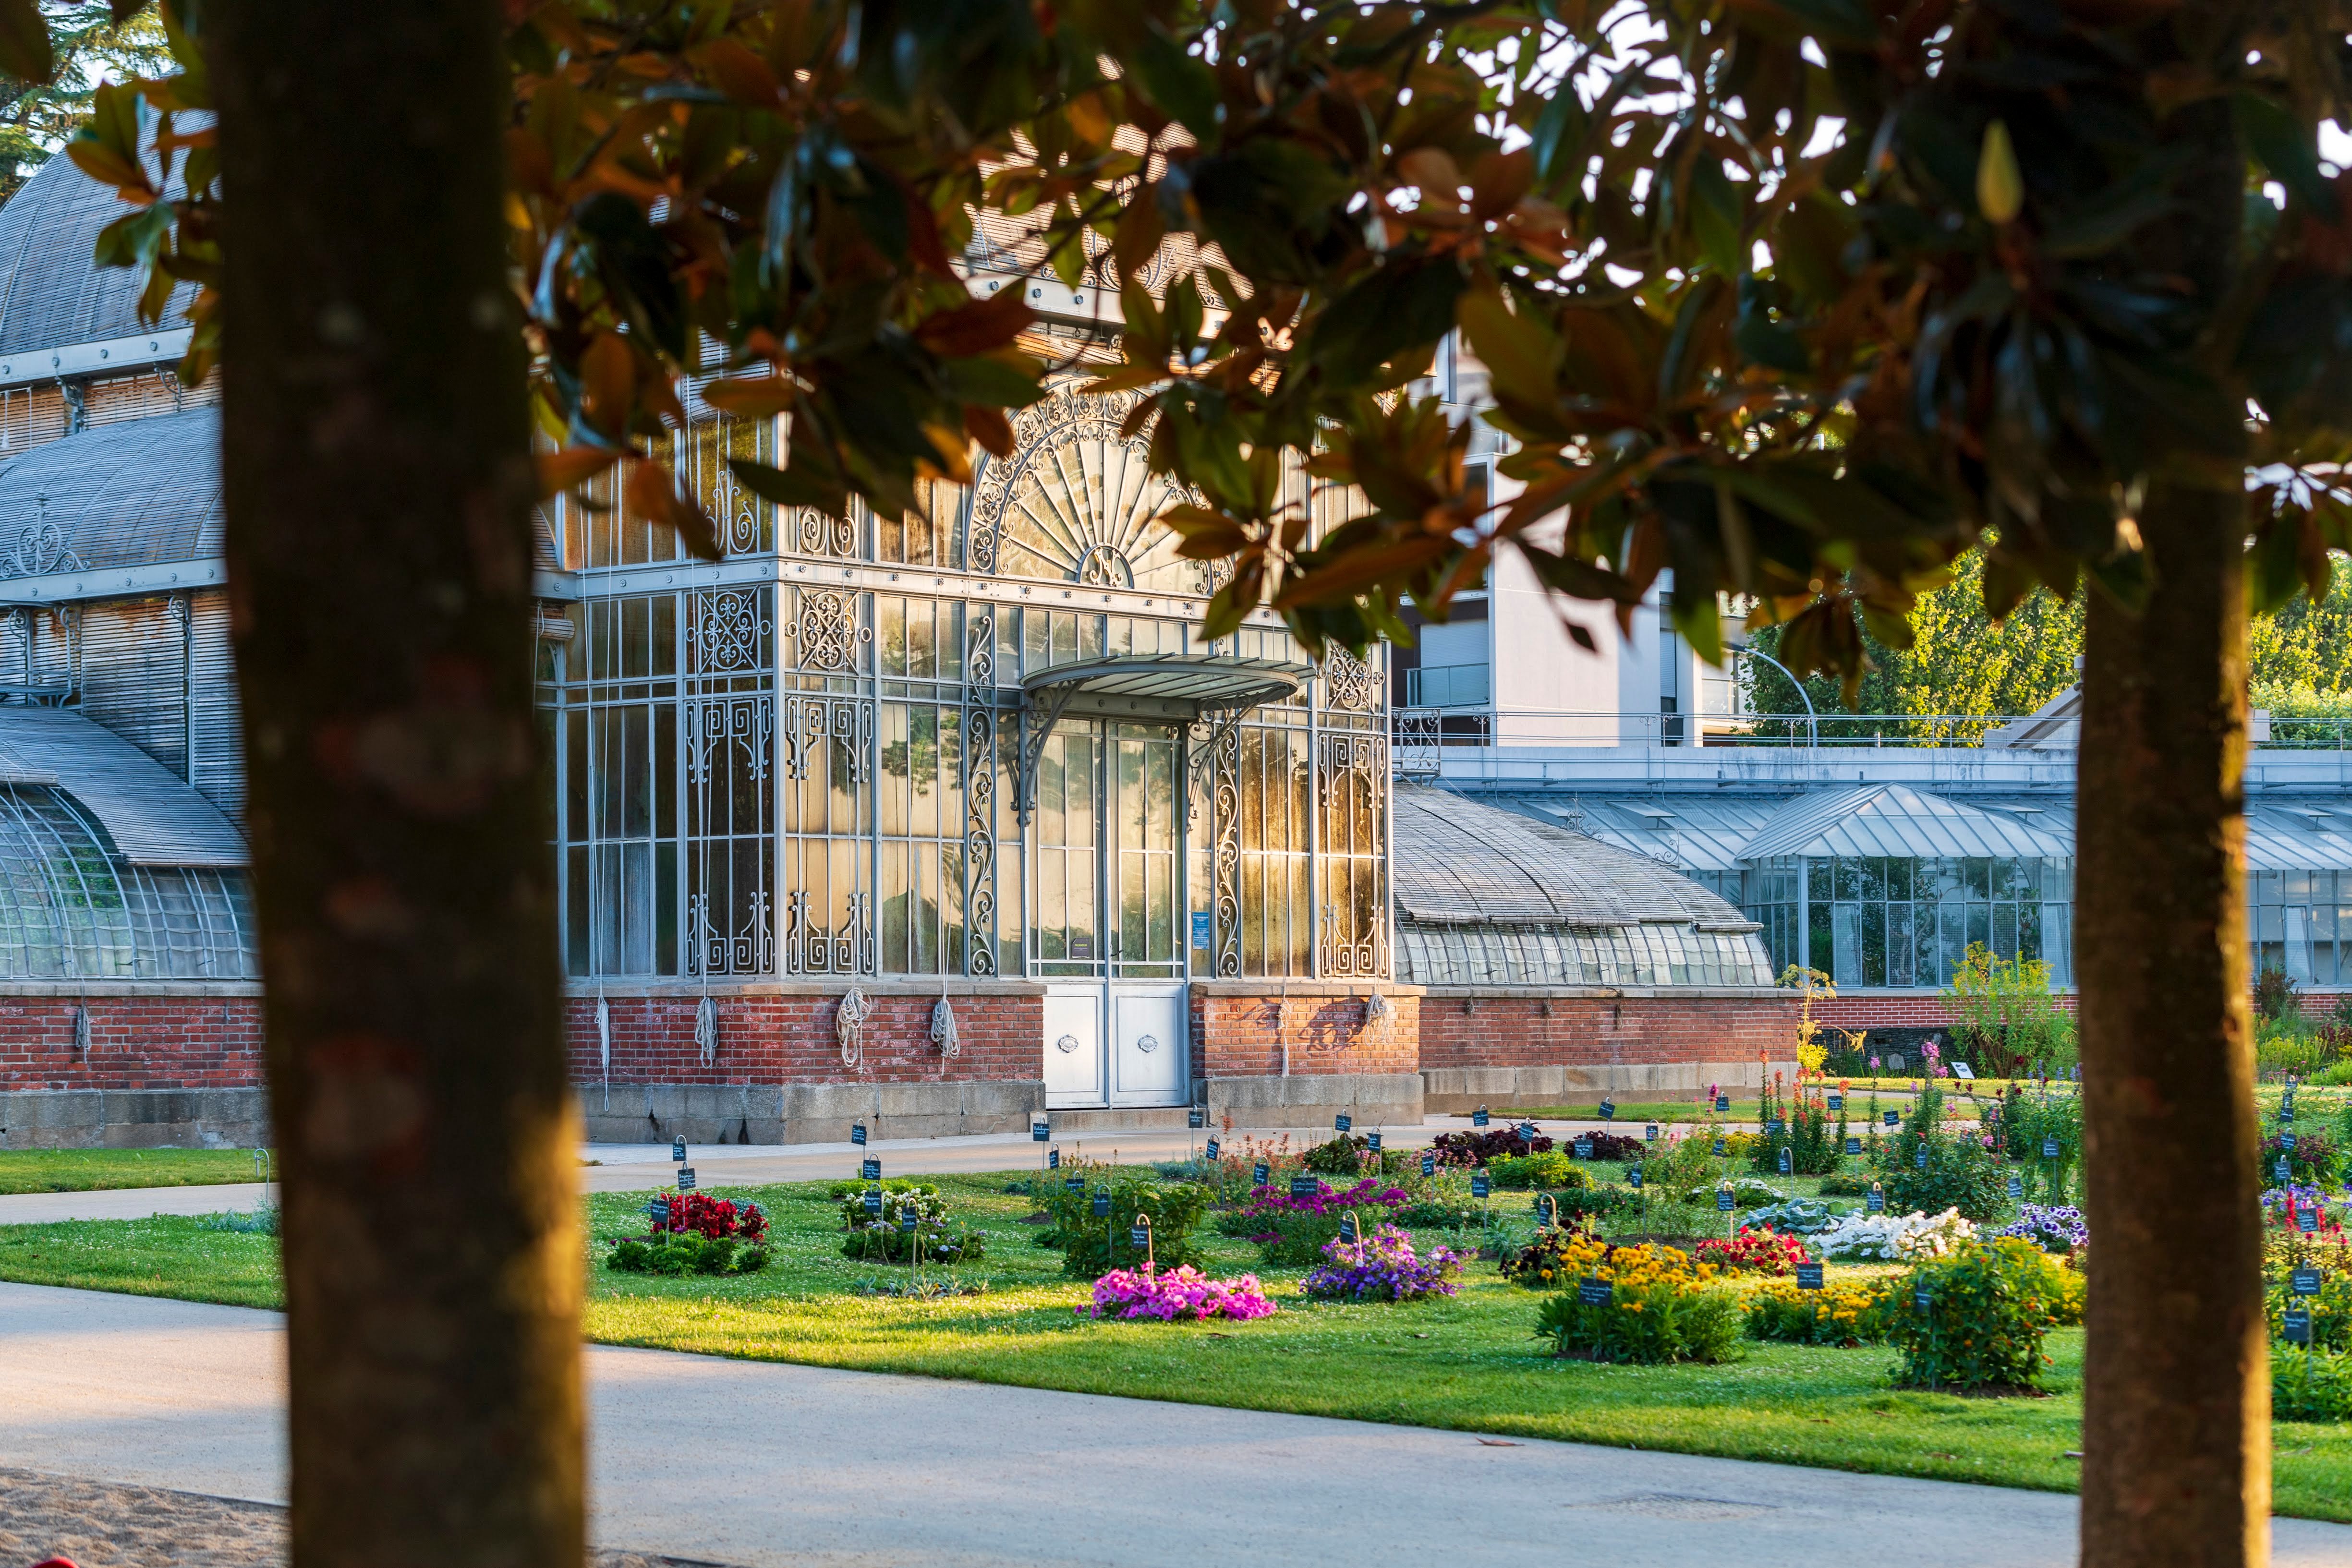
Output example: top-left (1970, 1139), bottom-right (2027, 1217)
top-left (1746, 854), bottom-right (2073, 990)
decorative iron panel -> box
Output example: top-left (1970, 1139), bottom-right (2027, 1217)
top-left (685, 694), bottom-right (775, 977)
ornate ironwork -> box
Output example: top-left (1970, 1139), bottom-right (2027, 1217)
top-left (793, 505), bottom-right (859, 560)
top-left (781, 694), bottom-right (871, 783)
top-left (788, 888), bottom-right (873, 976)
top-left (1212, 721), bottom-right (1242, 977)
top-left (966, 390), bottom-right (1203, 591)
top-left (1321, 646), bottom-right (1381, 711)
top-left (684, 694), bottom-right (775, 977)
top-left (1392, 706), bottom-right (1442, 780)
top-left (1315, 731), bottom-right (1386, 978)
top-left (793, 587), bottom-right (867, 672)
top-left (962, 713), bottom-right (998, 977)
top-left (5, 499), bottom-right (79, 579)
top-left (689, 587), bottom-right (770, 674)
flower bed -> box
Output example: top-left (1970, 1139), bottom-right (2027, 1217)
top-left (655, 1191), bottom-right (768, 1242)
top-left (1221, 1177), bottom-right (1412, 1265)
top-left (832, 1180), bottom-right (987, 1266)
top-left (1085, 1265), bottom-right (1277, 1323)
top-left (1301, 1224), bottom-right (1465, 1303)
top-left (1695, 1225), bottom-right (1809, 1276)
top-left (1037, 1169), bottom-right (1212, 1276)
top-left (1745, 1277), bottom-right (1893, 1346)
top-left (607, 1232), bottom-right (771, 1276)
top-left (1889, 1238), bottom-right (2069, 1392)
top-left (1430, 1127), bottom-right (1554, 1167)
top-left (1535, 1277), bottom-right (1742, 1364)
top-left (1997, 1204), bottom-right (2087, 1254)
top-left (1499, 1230), bottom-right (1718, 1291)
top-left (1817, 1207), bottom-right (1976, 1262)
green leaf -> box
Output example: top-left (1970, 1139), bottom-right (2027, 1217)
top-left (0, 0), bottom-right (54, 84)
top-left (1132, 24), bottom-right (1219, 144)
top-left (730, 456), bottom-right (846, 519)
top-left (2234, 90), bottom-right (2333, 212)
top-left (1689, 157), bottom-right (1745, 277)
top-left (936, 354), bottom-right (1047, 409)
top-left (1457, 288), bottom-right (1557, 413)
top-left (1976, 121), bottom-right (2023, 225)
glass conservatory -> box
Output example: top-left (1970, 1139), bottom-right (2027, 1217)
top-left (542, 383), bottom-right (1392, 1104)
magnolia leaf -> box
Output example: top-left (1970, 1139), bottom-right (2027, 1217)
top-left (916, 290), bottom-right (1035, 358)
top-left (700, 377), bottom-right (798, 418)
top-left (624, 459), bottom-right (721, 561)
top-left (536, 446), bottom-right (620, 501)
top-left (730, 455), bottom-right (847, 519)
top-left (0, 0), bottom-right (52, 84)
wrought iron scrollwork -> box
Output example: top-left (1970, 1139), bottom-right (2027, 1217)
top-left (1321, 646), bottom-right (1380, 711)
top-left (793, 587), bottom-right (868, 673)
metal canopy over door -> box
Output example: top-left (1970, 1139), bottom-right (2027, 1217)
top-left (1033, 718), bottom-right (1188, 1109)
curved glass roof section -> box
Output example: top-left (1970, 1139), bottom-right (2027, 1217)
top-left (1392, 784), bottom-right (1776, 989)
top-left (0, 782), bottom-right (255, 980)
top-left (0, 135), bottom-right (197, 357)
top-left (0, 405), bottom-right (222, 577)
top-left (0, 704), bottom-right (244, 866)
top-left (1394, 783), bottom-right (1758, 930)
top-left (1742, 783), bottom-right (2072, 861)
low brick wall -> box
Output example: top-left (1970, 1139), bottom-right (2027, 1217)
top-left (0, 987), bottom-right (265, 1094)
top-left (1415, 988), bottom-right (1801, 1110)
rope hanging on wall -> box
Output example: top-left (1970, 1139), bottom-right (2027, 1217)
top-left (836, 987), bottom-right (873, 1070)
top-left (1364, 990), bottom-right (1394, 1030)
top-left (695, 995), bottom-right (719, 1068)
top-left (72, 1002), bottom-right (90, 1060)
top-left (596, 995), bottom-right (612, 1086)
top-left (930, 993), bottom-right (960, 1058)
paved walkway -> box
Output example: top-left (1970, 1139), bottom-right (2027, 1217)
top-left (2, 1282), bottom-right (2348, 1567)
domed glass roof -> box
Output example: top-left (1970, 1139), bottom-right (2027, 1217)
top-left (0, 404), bottom-right (221, 579)
top-left (0, 140), bottom-right (195, 357)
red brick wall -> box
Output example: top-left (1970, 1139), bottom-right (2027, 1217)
top-left (0, 994), bottom-right (264, 1092)
top-left (565, 989), bottom-right (1044, 1085)
top-left (1809, 994), bottom-right (2080, 1032)
top-left (1417, 992), bottom-right (1802, 1071)
top-left (1191, 991), bottom-right (1421, 1077)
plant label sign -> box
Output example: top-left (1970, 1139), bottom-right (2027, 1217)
top-left (1645, 1123), bottom-right (1660, 1143)
top-left (1777, 1148), bottom-right (1793, 1175)
top-left (861, 1158), bottom-right (881, 1182)
top-left (1518, 1121), bottom-right (1539, 1142)
top-left (1577, 1279), bottom-right (1613, 1306)
top-left (1915, 1287), bottom-right (1934, 1315)
top-left (1472, 1173), bottom-right (1491, 1199)
top-left (1048, 1148), bottom-right (1061, 1170)
top-left (1192, 909), bottom-right (1213, 948)
top-left (1867, 1188), bottom-right (1886, 1213)
top-left (2043, 1138), bottom-right (2061, 1159)
top-left (850, 1123), bottom-right (868, 1146)
top-left (1598, 1099), bottom-right (1617, 1121)
top-left (671, 1136), bottom-right (687, 1163)
top-left (1131, 1224), bottom-right (1151, 1247)
top-left (1953, 1063), bottom-right (1975, 1081)
top-left (2284, 1307), bottom-right (2315, 1346)
top-left (1368, 1132), bottom-right (1383, 1152)
top-left (1290, 1174), bottom-right (1321, 1200)
top-left (1826, 1094), bottom-right (1843, 1112)
top-left (1472, 1109), bottom-right (1491, 1128)
top-left (1065, 1176), bottom-right (1085, 1194)
top-left (1846, 1138), bottom-right (1862, 1157)
top-left (1716, 1095), bottom-right (1732, 1113)
top-left (2283, 1132), bottom-right (2299, 1152)
top-left (2300, 1206), bottom-right (2319, 1234)
top-left (1796, 1262), bottom-right (1825, 1291)
top-left (1205, 1138), bottom-right (1222, 1161)
top-left (2292, 1267), bottom-right (2323, 1298)
top-left (1915, 1147), bottom-right (1929, 1171)
top-left (1032, 1121), bottom-right (1051, 1142)
top-left (1629, 1168), bottom-right (1645, 1189)
top-left (1421, 1151), bottom-right (1437, 1177)
top-left (864, 1188), bottom-right (883, 1214)
top-left (1885, 1110), bottom-right (1901, 1127)
top-left (1768, 1119), bottom-right (1785, 1137)
top-left (2009, 1175), bottom-right (2025, 1200)
top-left (1713, 1138), bottom-right (1728, 1158)
top-left (1338, 1215), bottom-right (1359, 1243)
top-left (1717, 1188), bottom-right (1736, 1212)
top-left (1253, 1163), bottom-right (1271, 1188)
top-left (676, 1167), bottom-right (697, 1192)
top-left (2280, 1100), bottom-right (2296, 1124)
top-left (899, 1211), bottom-right (918, 1234)
top-left (2278, 1157), bottom-right (2294, 1181)
top-left (1334, 1113), bottom-right (1353, 1133)
top-left (1574, 1137), bottom-right (1595, 1160)
top-left (1091, 1192), bottom-right (1112, 1218)
top-left (649, 1198), bottom-right (670, 1228)
top-left (1188, 1108), bottom-right (1208, 1130)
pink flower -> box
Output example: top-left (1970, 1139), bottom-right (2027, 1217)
top-left (1923, 1040), bottom-right (1940, 1060)
top-left (1868, 1055), bottom-right (1882, 1070)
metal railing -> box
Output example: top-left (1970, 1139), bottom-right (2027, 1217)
top-left (1403, 661), bottom-right (1490, 708)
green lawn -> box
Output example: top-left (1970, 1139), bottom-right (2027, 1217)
top-left (2, 1169), bottom-right (2347, 1520)
top-left (0, 1147), bottom-right (268, 1195)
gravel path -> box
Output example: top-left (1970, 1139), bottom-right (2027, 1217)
top-left (0, 1468), bottom-right (720, 1568)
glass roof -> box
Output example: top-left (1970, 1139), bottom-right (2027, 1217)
top-left (0, 707), bottom-right (245, 867)
top-left (0, 782), bottom-right (254, 980)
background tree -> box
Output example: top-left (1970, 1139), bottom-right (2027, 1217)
top-left (0, 2), bottom-right (166, 198)
top-left (56, 0), bottom-right (2352, 1565)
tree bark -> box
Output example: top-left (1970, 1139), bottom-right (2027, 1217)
top-left (213, 6), bottom-right (582, 1566)
top-left (2077, 482), bottom-right (2263, 1567)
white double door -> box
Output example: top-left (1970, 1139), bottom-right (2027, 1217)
top-left (1036, 721), bottom-right (1189, 1109)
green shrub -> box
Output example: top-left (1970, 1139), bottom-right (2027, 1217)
top-left (1487, 1151), bottom-right (1586, 1190)
top-left (2273, 1348), bottom-right (2352, 1422)
top-left (1536, 1279), bottom-right (1743, 1364)
top-left (1874, 1082), bottom-right (2012, 1222)
top-left (1998, 1087), bottom-right (2083, 1205)
top-left (1299, 1134), bottom-right (1408, 1178)
top-left (605, 1232), bottom-right (771, 1276)
top-left (2267, 1263), bottom-right (2352, 1353)
top-left (1888, 1238), bottom-right (2066, 1391)
top-left (1816, 1172), bottom-right (1875, 1197)
top-left (1037, 1169), bottom-right (1211, 1276)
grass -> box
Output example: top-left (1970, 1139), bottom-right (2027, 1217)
top-left (0, 1147), bottom-right (268, 1195)
top-left (0, 1169), bottom-right (2347, 1520)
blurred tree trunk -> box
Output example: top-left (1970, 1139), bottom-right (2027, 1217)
top-left (212, 4), bottom-right (582, 1565)
top-left (2077, 482), bottom-right (2264, 1567)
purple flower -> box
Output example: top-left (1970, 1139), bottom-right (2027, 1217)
top-left (1300, 1225), bottom-right (1464, 1303)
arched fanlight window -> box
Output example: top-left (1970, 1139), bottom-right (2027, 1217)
top-left (967, 390), bottom-right (1207, 595)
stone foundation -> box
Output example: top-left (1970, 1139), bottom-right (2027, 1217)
top-left (0, 1086), bottom-right (271, 1150)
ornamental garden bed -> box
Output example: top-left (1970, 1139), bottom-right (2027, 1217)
top-left (5, 1146), bottom-right (2350, 1522)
